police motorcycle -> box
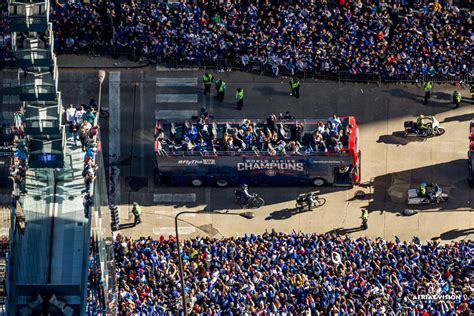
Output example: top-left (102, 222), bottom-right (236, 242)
top-left (295, 192), bottom-right (326, 211)
top-left (404, 115), bottom-right (445, 137)
top-left (234, 185), bottom-right (265, 208)
top-left (407, 183), bottom-right (448, 205)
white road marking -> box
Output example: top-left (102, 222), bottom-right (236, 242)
top-left (153, 227), bottom-right (195, 235)
top-left (155, 110), bottom-right (197, 120)
top-left (156, 94), bottom-right (198, 103)
top-left (156, 77), bottom-right (197, 87)
top-left (154, 210), bottom-right (196, 217)
top-left (139, 71), bottom-right (145, 176)
top-left (153, 193), bottom-right (196, 203)
top-left (109, 71), bottom-right (121, 203)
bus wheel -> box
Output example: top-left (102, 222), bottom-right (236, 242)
top-left (191, 179), bottom-right (203, 187)
top-left (312, 178), bottom-right (326, 187)
top-left (216, 179), bottom-right (228, 187)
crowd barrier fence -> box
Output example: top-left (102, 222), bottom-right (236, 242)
top-left (2, 49), bottom-right (472, 85)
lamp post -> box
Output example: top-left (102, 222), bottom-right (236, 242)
top-left (95, 70), bottom-right (106, 127)
top-left (174, 211), bottom-right (255, 316)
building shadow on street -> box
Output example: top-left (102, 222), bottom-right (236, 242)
top-left (441, 113), bottom-right (473, 123)
top-left (431, 228), bottom-right (474, 241)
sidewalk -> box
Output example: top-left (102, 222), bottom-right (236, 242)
top-left (57, 54), bottom-right (150, 69)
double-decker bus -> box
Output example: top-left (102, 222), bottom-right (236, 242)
top-left (154, 115), bottom-right (360, 187)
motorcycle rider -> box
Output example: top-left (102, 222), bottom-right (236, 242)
top-left (416, 115), bottom-right (430, 135)
top-left (419, 182), bottom-right (428, 197)
top-left (305, 192), bottom-right (315, 210)
top-left (238, 184), bottom-right (252, 204)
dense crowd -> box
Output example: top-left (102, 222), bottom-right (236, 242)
top-left (114, 232), bottom-right (472, 314)
top-left (47, 0), bottom-right (472, 77)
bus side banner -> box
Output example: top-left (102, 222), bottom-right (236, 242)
top-left (173, 157), bottom-right (348, 171)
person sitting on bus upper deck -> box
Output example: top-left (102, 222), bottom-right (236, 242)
top-left (270, 131), bottom-right (279, 144)
top-left (267, 114), bottom-right (277, 131)
top-left (257, 131), bottom-right (268, 151)
top-left (316, 121), bottom-right (325, 134)
top-left (276, 139), bottom-right (287, 154)
top-left (181, 136), bottom-right (194, 151)
top-left (240, 119), bottom-right (251, 131)
top-left (195, 137), bottom-right (207, 152)
top-left (268, 144), bottom-right (277, 156)
top-left (185, 121), bottom-right (198, 139)
top-left (330, 134), bottom-right (343, 152)
top-left (295, 123), bottom-right (304, 143)
top-left (243, 130), bottom-right (255, 146)
top-left (313, 132), bottom-right (327, 153)
top-left (289, 141), bottom-right (302, 155)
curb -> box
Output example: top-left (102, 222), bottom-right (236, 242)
top-left (59, 60), bottom-right (151, 70)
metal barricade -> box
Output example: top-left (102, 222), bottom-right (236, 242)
top-left (338, 71), bottom-right (381, 83)
top-left (423, 74), bottom-right (471, 84)
top-left (382, 73), bottom-right (420, 84)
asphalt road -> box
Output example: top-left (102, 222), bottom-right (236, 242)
top-left (15, 64), bottom-right (474, 242)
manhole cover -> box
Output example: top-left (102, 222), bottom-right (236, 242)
top-left (68, 196), bottom-right (75, 201)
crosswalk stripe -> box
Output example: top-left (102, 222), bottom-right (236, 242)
top-left (153, 227), bottom-right (195, 235)
top-left (156, 94), bottom-right (198, 103)
top-left (155, 110), bottom-right (198, 120)
top-left (156, 77), bottom-right (197, 87)
top-left (153, 193), bottom-right (197, 203)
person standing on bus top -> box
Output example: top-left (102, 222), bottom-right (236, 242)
top-left (132, 202), bottom-right (142, 226)
top-left (328, 115), bottom-right (341, 129)
top-left (423, 80), bottom-right (432, 104)
top-left (215, 79), bottom-right (226, 102)
top-left (452, 90), bottom-right (461, 108)
top-left (202, 72), bottom-right (214, 95)
top-left (235, 88), bottom-right (244, 110)
top-left (200, 107), bottom-right (209, 121)
top-left (289, 78), bottom-right (301, 98)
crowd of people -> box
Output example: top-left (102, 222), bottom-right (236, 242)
top-left (156, 111), bottom-right (352, 155)
top-left (65, 100), bottom-right (100, 195)
top-left (47, 0), bottom-right (472, 77)
top-left (114, 232), bottom-right (472, 314)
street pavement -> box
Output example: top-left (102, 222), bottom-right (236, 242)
top-left (7, 60), bottom-right (473, 242)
